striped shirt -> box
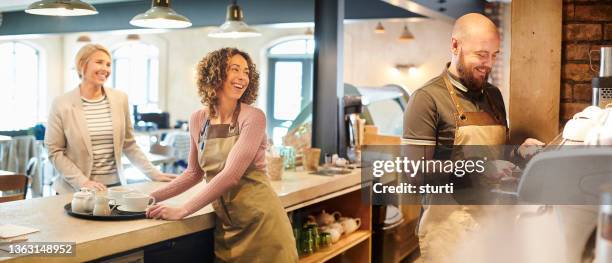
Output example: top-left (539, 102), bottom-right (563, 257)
top-left (81, 95), bottom-right (120, 185)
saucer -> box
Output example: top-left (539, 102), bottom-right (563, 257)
top-left (117, 205), bottom-right (146, 213)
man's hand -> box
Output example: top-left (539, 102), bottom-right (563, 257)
top-left (150, 173), bottom-right (177, 182)
top-left (484, 160), bottom-right (516, 181)
top-left (146, 204), bottom-right (189, 220)
top-left (517, 138), bottom-right (545, 159)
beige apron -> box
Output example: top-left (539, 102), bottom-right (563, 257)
top-left (418, 73), bottom-right (507, 262)
top-left (198, 104), bottom-right (298, 263)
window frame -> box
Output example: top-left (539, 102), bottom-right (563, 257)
top-left (110, 42), bottom-right (160, 110)
top-left (0, 41), bottom-right (43, 131)
top-left (266, 38), bottom-right (314, 141)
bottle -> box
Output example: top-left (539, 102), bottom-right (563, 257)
top-left (307, 223), bottom-right (320, 252)
top-left (301, 228), bottom-right (314, 256)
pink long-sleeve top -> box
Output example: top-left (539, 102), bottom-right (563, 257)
top-left (149, 103), bottom-right (267, 215)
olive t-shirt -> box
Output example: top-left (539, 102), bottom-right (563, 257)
top-left (403, 68), bottom-right (507, 146)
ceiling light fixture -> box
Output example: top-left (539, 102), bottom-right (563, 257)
top-left (399, 24), bottom-right (415, 41)
top-left (76, 35), bottom-right (91, 42)
top-left (395, 64), bottom-right (419, 75)
top-left (305, 27), bottom-right (313, 36)
top-left (208, 0), bottom-right (261, 39)
top-left (25, 0), bottom-right (98, 16)
top-left (375, 22), bottom-right (385, 34)
top-left (126, 34), bottom-right (141, 41)
top-left (130, 0), bottom-right (192, 29)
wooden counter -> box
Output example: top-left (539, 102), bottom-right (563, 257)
top-left (0, 169), bottom-right (362, 262)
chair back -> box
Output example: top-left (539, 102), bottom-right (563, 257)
top-left (0, 174), bottom-right (28, 203)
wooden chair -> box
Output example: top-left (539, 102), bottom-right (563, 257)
top-left (0, 174), bottom-right (28, 203)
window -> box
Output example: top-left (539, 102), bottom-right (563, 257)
top-left (267, 38), bottom-right (314, 145)
top-left (111, 42), bottom-right (159, 112)
top-left (0, 42), bottom-right (42, 131)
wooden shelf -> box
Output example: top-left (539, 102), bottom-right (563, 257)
top-left (299, 230), bottom-right (371, 263)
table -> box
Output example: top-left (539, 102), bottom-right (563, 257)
top-left (121, 153), bottom-right (175, 168)
top-left (0, 170), bottom-right (16, 176)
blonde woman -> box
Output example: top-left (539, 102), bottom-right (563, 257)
top-left (146, 48), bottom-right (298, 262)
top-left (45, 44), bottom-right (175, 194)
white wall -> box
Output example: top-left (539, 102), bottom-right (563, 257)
top-left (343, 19), bottom-right (453, 93)
top-left (157, 26), bottom-right (307, 123)
top-left (3, 18), bottom-right (457, 126)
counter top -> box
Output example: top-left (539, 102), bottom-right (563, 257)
top-left (0, 168), bottom-right (361, 262)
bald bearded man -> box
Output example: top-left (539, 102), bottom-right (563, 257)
top-left (403, 13), bottom-right (544, 261)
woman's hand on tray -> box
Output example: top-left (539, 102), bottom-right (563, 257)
top-left (146, 203), bottom-right (188, 221)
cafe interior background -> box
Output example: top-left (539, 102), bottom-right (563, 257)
top-left (0, 0), bottom-right (510, 198)
top-left (1, 0), bottom-right (611, 262)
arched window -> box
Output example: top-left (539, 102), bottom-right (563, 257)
top-left (267, 38), bottom-right (314, 145)
top-left (111, 42), bottom-right (159, 111)
top-left (0, 41), bottom-right (42, 131)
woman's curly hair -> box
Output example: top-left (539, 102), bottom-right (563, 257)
top-left (196, 47), bottom-right (260, 117)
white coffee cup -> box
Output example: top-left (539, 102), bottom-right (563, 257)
top-left (107, 187), bottom-right (135, 205)
top-left (122, 193), bottom-right (155, 212)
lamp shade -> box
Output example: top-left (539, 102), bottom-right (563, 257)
top-left (76, 35), bottom-right (92, 42)
top-left (399, 25), bottom-right (415, 41)
top-left (25, 0), bottom-right (98, 16)
top-left (375, 22), bottom-right (385, 34)
top-left (208, 2), bottom-right (260, 39)
top-left (130, 0), bottom-right (192, 29)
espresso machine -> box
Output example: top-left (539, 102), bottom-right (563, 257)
top-left (343, 95), bottom-right (363, 163)
top-left (592, 46), bottom-right (612, 107)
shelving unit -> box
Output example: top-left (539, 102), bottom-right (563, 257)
top-left (293, 186), bottom-right (372, 263)
top-left (299, 230), bottom-right (370, 263)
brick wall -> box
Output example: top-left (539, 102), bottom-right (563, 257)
top-left (561, 0), bottom-right (612, 125)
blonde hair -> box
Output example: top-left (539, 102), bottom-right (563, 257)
top-left (75, 44), bottom-right (111, 79)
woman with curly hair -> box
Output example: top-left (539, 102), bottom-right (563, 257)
top-left (146, 47), bottom-right (298, 262)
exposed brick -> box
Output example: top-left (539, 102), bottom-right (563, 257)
top-left (564, 43), bottom-right (602, 61)
top-left (574, 5), bottom-right (612, 21)
top-left (563, 63), bottom-right (596, 81)
top-left (565, 43), bottom-right (589, 60)
top-left (562, 83), bottom-right (573, 100)
top-left (605, 23), bottom-right (612, 40)
top-left (573, 83), bottom-right (593, 101)
top-left (561, 102), bottom-right (590, 120)
top-left (563, 24), bottom-right (602, 41)
top-left (563, 3), bottom-right (575, 20)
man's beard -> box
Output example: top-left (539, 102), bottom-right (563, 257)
top-left (456, 53), bottom-right (491, 91)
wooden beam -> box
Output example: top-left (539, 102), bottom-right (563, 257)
top-left (509, 0), bottom-right (562, 144)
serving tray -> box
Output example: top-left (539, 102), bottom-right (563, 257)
top-left (64, 203), bottom-right (146, 221)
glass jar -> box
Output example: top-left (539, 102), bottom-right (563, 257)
top-left (280, 146), bottom-right (296, 171)
top-left (301, 228), bottom-right (314, 256)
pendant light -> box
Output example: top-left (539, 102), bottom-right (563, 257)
top-left (130, 0), bottom-right (192, 29)
top-left (399, 24), bottom-right (414, 41)
top-left (126, 34), bottom-right (141, 41)
top-left (76, 35), bottom-right (92, 43)
top-left (374, 22), bottom-right (385, 34)
top-left (25, 0), bottom-right (98, 16)
top-left (208, 0), bottom-right (261, 39)
top-left (305, 27), bottom-right (313, 36)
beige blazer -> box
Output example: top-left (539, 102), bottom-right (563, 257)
top-left (45, 86), bottom-right (161, 194)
